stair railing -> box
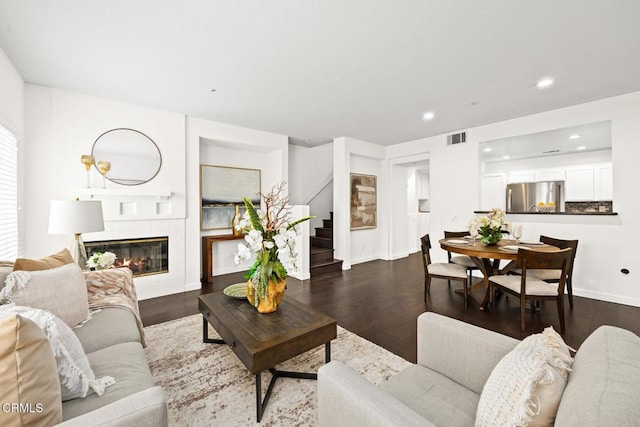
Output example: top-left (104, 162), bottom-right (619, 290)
top-left (302, 173), bottom-right (333, 205)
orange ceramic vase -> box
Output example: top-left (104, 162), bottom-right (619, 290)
top-left (246, 278), bottom-right (286, 313)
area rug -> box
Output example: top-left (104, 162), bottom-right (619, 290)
top-left (144, 314), bottom-right (411, 426)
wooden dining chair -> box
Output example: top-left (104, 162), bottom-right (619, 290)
top-left (488, 247), bottom-right (572, 333)
top-left (444, 230), bottom-right (479, 284)
top-left (420, 234), bottom-right (470, 307)
top-left (539, 236), bottom-right (578, 309)
top-left (510, 236), bottom-right (578, 309)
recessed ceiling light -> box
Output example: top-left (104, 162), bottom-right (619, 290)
top-left (483, 148), bottom-right (492, 152)
top-left (422, 112), bottom-right (435, 120)
top-left (577, 146), bottom-right (587, 150)
top-left (503, 155), bottom-right (510, 160)
top-left (536, 78), bottom-right (554, 89)
top-left (568, 134), bottom-right (581, 140)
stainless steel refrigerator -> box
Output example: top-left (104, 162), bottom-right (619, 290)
top-left (505, 181), bottom-right (565, 213)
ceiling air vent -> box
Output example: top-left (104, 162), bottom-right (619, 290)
top-left (447, 132), bottom-right (466, 145)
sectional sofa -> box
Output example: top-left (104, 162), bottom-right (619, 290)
top-left (0, 253), bottom-right (167, 426)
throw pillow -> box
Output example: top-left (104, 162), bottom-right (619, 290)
top-left (0, 314), bottom-right (63, 426)
top-left (1, 263), bottom-right (89, 327)
top-left (475, 327), bottom-right (573, 427)
top-left (0, 305), bottom-right (115, 401)
top-left (13, 248), bottom-right (74, 271)
top-left (0, 265), bottom-right (12, 292)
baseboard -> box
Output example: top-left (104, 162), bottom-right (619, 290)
top-left (290, 271), bottom-right (310, 281)
top-left (350, 255), bottom-right (380, 265)
top-left (138, 284), bottom-right (196, 300)
top-left (185, 281), bottom-right (202, 292)
top-left (389, 251), bottom-right (409, 261)
top-left (574, 288), bottom-right (640, 308)
top-left (140, 281), bottom-right (218, 300)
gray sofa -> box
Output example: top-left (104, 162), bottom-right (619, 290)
top-left (318, 312), bottom-right (640, 426)
top-left (0, 265), bottom-right (167, 426)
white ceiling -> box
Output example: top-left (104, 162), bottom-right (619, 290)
top-left (1, 1), bottom-right (639, 147)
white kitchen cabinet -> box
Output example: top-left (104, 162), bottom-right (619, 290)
top-left (416, 173), bottom-right (430, 199)
top-left (507, 170), bottom-right (535, 184)
top-left (595, 164), bottom-right (613, 200)
top-left (535, 168), bottom-right (565, 182)
top-left (481, 173), bottom-right (506, 210)
top-left (565, 167), bottom-right (595, 201)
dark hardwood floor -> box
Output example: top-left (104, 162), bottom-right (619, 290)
top-left (140, 253), bottom-right (640, 363)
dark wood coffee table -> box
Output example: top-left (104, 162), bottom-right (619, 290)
top-left (198, 292), bottom-right (337, 422)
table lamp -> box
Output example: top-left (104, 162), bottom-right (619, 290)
top-left (48, 200), bottom-right (105, 269)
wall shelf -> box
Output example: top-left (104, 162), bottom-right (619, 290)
top-left (76, 188), bottom-right (172, 200)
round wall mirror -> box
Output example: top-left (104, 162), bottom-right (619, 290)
top-left (92, 128), bottom-right (162, 186)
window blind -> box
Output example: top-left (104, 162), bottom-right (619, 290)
top-left (0, 124), bottom-right (18, 260)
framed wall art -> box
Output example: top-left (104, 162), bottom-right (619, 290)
top-left (200, 165), bottom-right (261, 230)
top-left (350, 173), bottom-right (377, 230)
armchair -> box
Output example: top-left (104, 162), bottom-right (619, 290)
top-left (318, 312), bottom-right (518, 426)
top-left (318, 312), bottom-right (640, 426)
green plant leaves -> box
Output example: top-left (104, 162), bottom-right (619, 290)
top-left (286, 215), bottom-right (314, 230)
top-left (243, 197), bottom-right (264, 234)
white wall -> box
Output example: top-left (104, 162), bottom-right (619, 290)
top-left (289, 143), bottom-right (334, 232)
top-left (20, 84), bottom-right (301, 298)
top-left (349, 154), bottom-right (385, 264)
top-left (387, 91), bottom-right (640, 307)
top-left (389, 164), bottom-right (409, 259)
top-left (23, 85), bottom-right (187, 299)
top-left (0, 48), bottom-right (23, 138)
top-left (20, 82), bottom-right (302, 298)
top-left (406, 167), bottom-right (418, 253)
top-left (333, 137), bottom-right (387, 268)
top-left (185, 117), bottom-right (291, 290)
top-left (0, 47), bottom-right (25, 256)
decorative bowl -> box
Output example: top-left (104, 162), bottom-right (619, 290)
top-left (537, 206), bottom-right (556, 213)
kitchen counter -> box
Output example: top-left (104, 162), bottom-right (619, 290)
top-left (474, 210), bottom-right (618, 216)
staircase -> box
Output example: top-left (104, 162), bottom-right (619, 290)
top-left (310, 212), bottom-right (343, 275)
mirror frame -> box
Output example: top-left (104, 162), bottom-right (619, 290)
top-left (91, 128), bottom-right (162, 186)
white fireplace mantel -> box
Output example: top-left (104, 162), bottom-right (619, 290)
top-left (76, 188), bottom-right (172, 200)
top-left (76, 188), bottom-right (183, 222)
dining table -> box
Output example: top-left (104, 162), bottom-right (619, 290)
top-left (439, 237), bottom-right (560, 309)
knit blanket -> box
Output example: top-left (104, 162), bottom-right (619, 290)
top-left (83, 268), bottom-right (147, 347)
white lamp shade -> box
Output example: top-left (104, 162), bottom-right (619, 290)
top-left (48, 200), bottom-right (105, 234)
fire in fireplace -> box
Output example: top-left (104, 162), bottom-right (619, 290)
top-left (85, 237), bottom-right (168, 277)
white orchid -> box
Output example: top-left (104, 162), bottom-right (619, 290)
top-left (234, 243), bottom-right (252, 265)
top-left (232, 182), bottom-right (314, 306)
top-left (244, 229), bottom-right (264, 253)
top-left (273, 231), bottom-right (288, 249)
top-left (236, 214), bottom-right (251, 231)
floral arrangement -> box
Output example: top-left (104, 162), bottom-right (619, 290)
top-left (234, 182), bottom-right (313, 307)
top-left (86, 251), bottom-right (117, 270)
top-left (469, 208), bottom-right (505, 245)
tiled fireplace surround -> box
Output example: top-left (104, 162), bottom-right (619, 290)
top-left (79, 193), bottom-right (187, 300)
top-left (85, 236), bottom-right (169, 277)
top-left (95, 218), bottom-right (186, 300)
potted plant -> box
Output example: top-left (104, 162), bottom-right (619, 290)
top-left (234, 182), bottom-right (313, 313)
top-left (469, 208), bottom-right (505, 245)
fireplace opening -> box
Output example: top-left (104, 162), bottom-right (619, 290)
top-left (85, 236), bottom-right (168, 277)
